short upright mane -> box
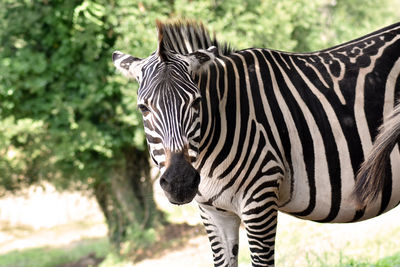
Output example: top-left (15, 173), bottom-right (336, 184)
top-left (156, 20), bottom-right (233, 56)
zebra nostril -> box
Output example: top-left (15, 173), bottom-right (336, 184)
top-left (160, 176), bottom-right (170, 191)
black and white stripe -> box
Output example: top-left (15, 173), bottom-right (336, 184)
top-left (113, 21), bottom-right (400, 267)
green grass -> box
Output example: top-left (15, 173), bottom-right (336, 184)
top-left (161, 201), bottom-right (400, 267)
top-left (0, 238), bottom-right (110, 267)
top-left (303, 252), bottom-right (400, 267)
top-left (236, 210), bottom-right (400, 267)
top-left (237, 245), bottom-right (400, 267)
top-left (2, 236), bottom-right (399, 267)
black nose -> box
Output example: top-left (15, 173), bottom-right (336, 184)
top-left (160, 153), bottom-right (200, 204)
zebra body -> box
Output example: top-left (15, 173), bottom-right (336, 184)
top-left (113, 21), bottom-right (400, 266)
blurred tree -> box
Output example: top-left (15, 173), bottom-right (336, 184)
top-left (0, 0), bottom-right (398, 259)
top-left (0, 0), bottom-right (164, 250)
top-left (169, 0), bottom-right (399, 52)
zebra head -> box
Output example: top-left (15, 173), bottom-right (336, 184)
top-left (112, 24), bottom-right (217, 205)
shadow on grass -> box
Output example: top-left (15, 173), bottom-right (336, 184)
top-left (0, 223), bottom-right (206, 267)
top-left (0, 237), bottom-right (109, 267)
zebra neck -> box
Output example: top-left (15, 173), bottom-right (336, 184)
top-left (194, 51), bottom-right (283, 179)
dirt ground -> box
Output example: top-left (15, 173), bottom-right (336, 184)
top-left (2, 182), bottom-right (400, 267)
top-left (133, 234), bottom-right (212, 267)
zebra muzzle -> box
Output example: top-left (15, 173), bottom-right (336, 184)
top-left (159, 152), bottom-right (200, 205)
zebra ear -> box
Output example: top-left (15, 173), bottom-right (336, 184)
top-left (156, 19), bottom-right (169, 62)
top-left (186, 46), bottom-right (217, 73)
top-left (112, 50), bottom-right (143, 80)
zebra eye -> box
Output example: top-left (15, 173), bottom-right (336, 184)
top-left (138, 104), bottom-right (150, 115)
top-left (192, 98), bottom-right (201, 111)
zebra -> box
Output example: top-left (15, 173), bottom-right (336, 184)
top-left (112, 20), bottom-right (400, 266)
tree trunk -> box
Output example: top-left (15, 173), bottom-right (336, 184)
top-left (94, 147), bottom-right (164, 248)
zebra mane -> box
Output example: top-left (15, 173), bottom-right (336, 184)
top-left (156, 20), bottom-right (234, 57)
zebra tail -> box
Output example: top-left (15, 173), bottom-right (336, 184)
top-left (353, 104), bottom-right (400, 208)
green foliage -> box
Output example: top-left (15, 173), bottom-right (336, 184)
top-left (0, 0), bottom-right (160, 250)
top-left (0, 117), bottom-right (46, 194)
top-left (0, 0), bottom-right (137, 189)
top-left (111, 0), bottom-right (399, 54)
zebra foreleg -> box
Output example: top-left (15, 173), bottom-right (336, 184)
top-left (242, 200), bottom-right (278, 266)
top-left (198, 204), bottom-right (241, 267)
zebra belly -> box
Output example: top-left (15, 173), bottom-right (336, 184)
top-left (278, 145), bottom-right (400, 223)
